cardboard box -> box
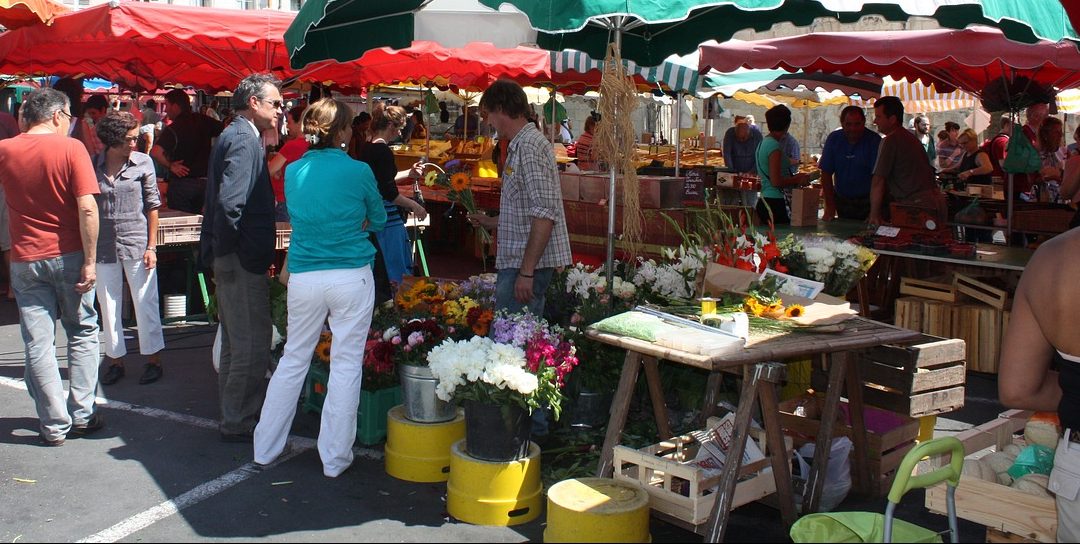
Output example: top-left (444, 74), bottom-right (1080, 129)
top-left (789, 187), bottom-right (821, 226)
top-left (559, 172), bottom-right (580, 202)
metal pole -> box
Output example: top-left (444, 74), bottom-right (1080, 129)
top-left (674, 92), bottom-right (682, 177)
top-left (605, 19), bottom-right (623, 287)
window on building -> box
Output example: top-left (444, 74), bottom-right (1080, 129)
top-left (290, 0), bottom-right (302, 11)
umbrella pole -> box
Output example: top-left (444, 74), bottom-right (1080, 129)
top-left (605, 22), bottom-right (624, 286)
top-left (674, 92), bottom-right (682, 177)
top-left (550, 87), bottom-right (557, 146)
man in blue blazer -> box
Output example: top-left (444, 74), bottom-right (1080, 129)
top-left (200, 73), bottom-right (282, 442)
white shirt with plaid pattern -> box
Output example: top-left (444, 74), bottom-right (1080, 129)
top-left (495, 123), bottom-right (572, 270)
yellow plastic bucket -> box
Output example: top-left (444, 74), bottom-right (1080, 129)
top-left (446, 439), bottom-right (542, 526)
top-left (384, 405), bottom-right (465, 483)
top-left (544, 478), bottom-right (651, 543)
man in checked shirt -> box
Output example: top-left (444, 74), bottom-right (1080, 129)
top-left (468, 79), bottom-right (572, 318)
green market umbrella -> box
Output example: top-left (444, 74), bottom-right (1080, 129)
top-left (285, 1), bottom-right (428, 69)
top-left (479, 0), bottom-right (1080, 67)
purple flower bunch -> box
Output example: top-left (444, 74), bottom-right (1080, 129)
top-left (490, 311), bottom-right (556, 348)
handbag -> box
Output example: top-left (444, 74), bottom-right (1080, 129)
top-left (1002, 125), bottom-right (1042, 174)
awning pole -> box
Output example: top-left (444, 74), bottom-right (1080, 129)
top-left (674, 92), bottom-right (682, 177)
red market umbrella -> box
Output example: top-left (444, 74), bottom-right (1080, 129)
top-left (353, 41), bottom-right (551, 90)
top-left (0, 0), bottom-right (66, 28)
top-left (697, 26), bottom-right (1080, 98)
top-left (0, 1), bottom-right (359, 92)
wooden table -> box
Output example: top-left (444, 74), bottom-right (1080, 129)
top-left (587, 316), bottom-right (921, 542)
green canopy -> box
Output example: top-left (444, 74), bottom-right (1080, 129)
top-left (480, 0), bottom-right (1080, 67)
top-left (284, 0), bottom-right (427, 69)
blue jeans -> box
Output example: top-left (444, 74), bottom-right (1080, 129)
top-left (11, 251), bottom-right (100, 441)
top-left (494, 267), bottom-right (555, 318)
top-left (495, 266), bottom-right (555, 435)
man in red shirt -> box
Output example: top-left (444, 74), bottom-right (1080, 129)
top-left (0, 89), bottom-right (103, 447)
top-left (985, 114), bottom-right (1012, 179)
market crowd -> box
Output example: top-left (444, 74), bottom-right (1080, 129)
top-left (0, 75), bottom-right (570, 479)
top-left (720, 98), bottom-right (1079, 229)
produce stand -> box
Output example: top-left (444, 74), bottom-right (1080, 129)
top-left (586, 316), bottom-right (921, 542)
top-left (924, 409), bottom-right (1057, 543)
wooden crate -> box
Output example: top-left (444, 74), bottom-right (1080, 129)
top-left (854, 334), bottom-right (967, 418)
top-left (925, 410), bottom-right (1056, 543)
top-left (778, 395), bottom-right (920, 496)
top-left (1011, 208), bottom-right (1074, 234)
top-left (955, 273), bottom-right (1011, 310)
top-left (892, 298), bottom-right (1003, 374)
top-left (612, 424), bottom-right (786, 526)
top-left (900, 275), bottom-right (958, 302)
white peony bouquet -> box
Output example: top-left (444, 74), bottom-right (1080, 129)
top-left (779, 235), bottom-right (877, 297)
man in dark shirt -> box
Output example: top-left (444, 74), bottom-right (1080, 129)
top-left (819, 106), bottom-right (881, 221)
top-left (869, 97), bottom-right (945, 226)
top-left (151, 89), bottom-right (224, 214)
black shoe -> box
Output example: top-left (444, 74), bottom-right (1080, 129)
top-left (71, 413), bottom-right (105, 437)
top-left (100, 364), bottom-right (124, 385)
top-left (220, 431), bottom-right (254, 443)
top-left (138, 363), bottom-right (163, 385)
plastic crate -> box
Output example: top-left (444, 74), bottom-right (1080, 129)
top-left (275, 222), bottom-right (291, 250)
top-left (301, 363), bottom-right (401, 445)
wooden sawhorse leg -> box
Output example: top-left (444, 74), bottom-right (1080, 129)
top-left (597, 350), bottom-right (672, 478)
top-left (704, 362), bottom-right (797, 542)
top-left (802, 350), bottom-right (870, 512)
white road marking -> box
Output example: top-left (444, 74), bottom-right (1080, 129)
top-left (0, 374), bottom-right (384, 542)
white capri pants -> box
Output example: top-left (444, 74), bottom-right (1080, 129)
top-left (96, 258), bottom-right (165, 359)
top-left (254, 266), bottom-right (374, 478)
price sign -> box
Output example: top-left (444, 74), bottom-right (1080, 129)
top-left (683, 168), bottom-right (706, 207)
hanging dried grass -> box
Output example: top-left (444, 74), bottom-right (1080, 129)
top-left (593, 43), bottom-right (643, 261)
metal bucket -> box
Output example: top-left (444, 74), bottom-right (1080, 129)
top-left (399, 364), bottom-right (457, 423)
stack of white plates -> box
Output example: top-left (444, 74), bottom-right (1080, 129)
top-left (163, 294), bottom-right (187, 324)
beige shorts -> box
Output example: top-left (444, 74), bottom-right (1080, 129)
top-left (1051, 431), bottom-right (1080, 542)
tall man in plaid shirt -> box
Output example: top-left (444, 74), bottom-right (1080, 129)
top-left (469, 79), bottom-right (572, 317)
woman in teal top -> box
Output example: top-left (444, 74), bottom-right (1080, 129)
top-left (755, 105), bottom-right (814, 224)
top-left (254, 98), bottom-right (387, 478)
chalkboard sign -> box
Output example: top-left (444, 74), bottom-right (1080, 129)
top-left (683, 168), bottom-right (707, 207)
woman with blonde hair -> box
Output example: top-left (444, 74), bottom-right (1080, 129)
top-left (956, 128), bottom-right (993, 186)
top-left (254, 98), bottom-right (386, 478)
top-left (360, 102), bottom-right (426, 284)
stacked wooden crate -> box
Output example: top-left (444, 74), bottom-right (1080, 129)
top-left (893, 273), bottom-right (1011, 373)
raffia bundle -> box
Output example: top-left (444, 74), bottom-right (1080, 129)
top-left (593, 43), bottom-right (643, 260)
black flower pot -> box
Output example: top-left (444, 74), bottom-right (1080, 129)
top-left (463, 399), bottom-right (532, 461)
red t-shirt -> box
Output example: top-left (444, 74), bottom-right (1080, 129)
top-left (0, 133), bottom-right (100, 262)
top-left (271, 138), bottom-right (309, 203)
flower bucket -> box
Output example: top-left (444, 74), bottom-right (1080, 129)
top-left (400, 364), bottom-right (457, 423)
top-left (566, 388), bottom-right (613, 430)
top-left (463, 399), bottom-right (531, 462)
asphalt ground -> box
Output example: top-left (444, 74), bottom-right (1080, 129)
top-left (0, 245), bottom-right (1008, 542)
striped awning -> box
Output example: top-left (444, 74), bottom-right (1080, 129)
top-left (851, 77), bottom-right (976, 113)
top-left (1057, 88), bottom-right (1080, 114)
top-left (551, 49), bottom-right (700, 94)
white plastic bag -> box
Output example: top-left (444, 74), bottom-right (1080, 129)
top-left (212, 323), bottom-right (223, 373)
top-left (792, 436), bottom-right (853, 513)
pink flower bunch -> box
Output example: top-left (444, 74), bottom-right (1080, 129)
top-left (524, 333), bottom-right (579, 388)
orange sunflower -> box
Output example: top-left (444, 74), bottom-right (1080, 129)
top-left (784, 304), bottom-right (805, 318)
top-left (314, 332), bottom-right (332, 363)
top-left (450, 172), bottom-right (470, 192)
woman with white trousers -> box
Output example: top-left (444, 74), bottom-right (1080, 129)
top-left (93, 112), bottom-right (165, 386)
top-left (254, 98), bottom-right (386, 477)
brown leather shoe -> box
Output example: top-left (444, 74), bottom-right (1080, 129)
top-left (71, 413), bottom-right (105, 436)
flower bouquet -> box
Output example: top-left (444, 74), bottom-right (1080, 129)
top-left (779, 235), bottom-right (877, 297)
top-left (422, 160), bottom-right (491, 243)
top-left (428, 312), bottom-right (578, 460)
top-left (429, 312), bottom-right (578, 417)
